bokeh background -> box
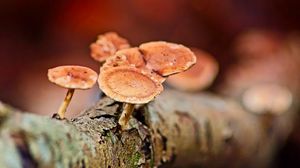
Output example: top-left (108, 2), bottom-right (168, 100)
top-left (1, 0), bottom-right (300, 167)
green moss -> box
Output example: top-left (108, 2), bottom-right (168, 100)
top-left (129, 152), bottom-right (141, 168)
top-left (150, 157), bottom-right (155, 168)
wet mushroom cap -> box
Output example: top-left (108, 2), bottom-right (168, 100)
top-left (167, 49), bottom-right (219, 91)
top-left (90, 32), bottom-right (130, 62)
top-left (139, 41), bottom-right (196, 76)
top-left (98, 66), bottom-right (163, 104)
top-left (48, 66), bottom-right (98, 89)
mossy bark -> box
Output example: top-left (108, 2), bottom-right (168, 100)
top-left (0, 90), bottom-right (297, 168)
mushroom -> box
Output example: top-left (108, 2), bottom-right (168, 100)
top-left (90, 32), bottom-right (130, 63)
top-left (139, 41), bottom-right (196, 76)
top-left (48, 65), bottom-right (98, 119)
top-left (103, 47), bottom-right (166, 83)
top-left (103, 47), bottom-right (145, 69)
top-left (98, 66), bottom-right (163, 129)
top-left (114, 47), bottom-right (146, 68)
top-left (99, 42), bottom-right (196, 129)
top-left (166, 48), bottom-right (219, 91)
top-left (242, 83), bottom-right (292, 115)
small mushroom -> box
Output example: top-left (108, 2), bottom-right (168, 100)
top-left (166, 48), bottom-right (219, 91)
top-left (98, 66), bottom-right (163, 129)
top-left (48, 65), bottom-right (98, 119)
top-left (242, 83), bottom-right (292, 115)
top-left (139, 41), bottom-right (196, 76)
top-left (90, 32), bottom-right (130, 63)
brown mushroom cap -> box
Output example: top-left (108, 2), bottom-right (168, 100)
top-left (166, 49), bottom-right (219, 91)
top-left (139, 41), bottom-right (196, 76)
top-left (115, 48), bottom-right (146, 68)
top-left (98, 66), bottom-right (163, 104)
top-left (48, 65), bottom-right (98, 89)
top-left (90, 32), bottom-right (130, 62)
top-left (103, 47), bottom-right (145, 69)
top-left (143, 68), bottom-right (166, 84)
top-left (102, 48), bottom-right (166, 83)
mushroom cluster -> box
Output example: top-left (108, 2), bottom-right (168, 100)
top-left (48, 32), bottom-right (197, 130)
top-left (95, 38), bottom-right (196, 129)
top-left (48, 32), bottom-right (129, 119)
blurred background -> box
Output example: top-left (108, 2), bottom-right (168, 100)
top-left (1, 0), bottom-right (300, 167)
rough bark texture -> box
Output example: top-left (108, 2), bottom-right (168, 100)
top-left (0, 90), bottom-right (297, 168)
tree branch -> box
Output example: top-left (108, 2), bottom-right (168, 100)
top-left (0, 90), bottom-right (297, 168)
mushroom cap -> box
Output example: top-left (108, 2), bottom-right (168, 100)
top-left (142, 67), bottom-right (166, 84)
top-left (102, 48), bottom-right (166, 84)
top-left (166, 49), bottom-right (219, 91)
top-left (242, 83), bottom-right (292, 115)
top-left (115, 48), bottom-right (146, 68)
top-left (98, 66), bottom-right (163, 104)
top-left (139, 41), bottom-right (196, 76)
top-left (90, 32), bottom-right (130, 62)
top-left (103, 47), bottom-right (146, 69)
top-left (48, 65), bottom-right (98, 89)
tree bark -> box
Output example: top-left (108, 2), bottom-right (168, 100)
top-left (0, 90), bottom-right (297, 168)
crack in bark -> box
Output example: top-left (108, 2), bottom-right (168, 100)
top-left (204, 119), bottom-right (213, 153)
top-left (175, 111), bottom-right (201, 147)
top-left (11, 132), bottom-right (38, 168)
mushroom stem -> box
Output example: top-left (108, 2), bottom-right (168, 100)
top-left (57, 89), bottom-right (75, 119)
top-left (118, 103), bottom-right (135, 129)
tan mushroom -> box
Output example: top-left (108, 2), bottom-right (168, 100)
top-left (114, 47), bottom-right (146, 68)
top-left (103, 47), bottom-right (166, 83)
top-left (103, 47), bottom-right (145, 69)
top-left (90, 32), bottom-right (130, 63)
top-left (48, 65), bottom-right (98, 119)
top-left (139, 41), bottom-right (196, 76)
top-left (242, 83), bottom-right (292, 115)
top-left (166, 48), bottom-right (219, 91)
top-left (98, 66), bottom-right (163, 129)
